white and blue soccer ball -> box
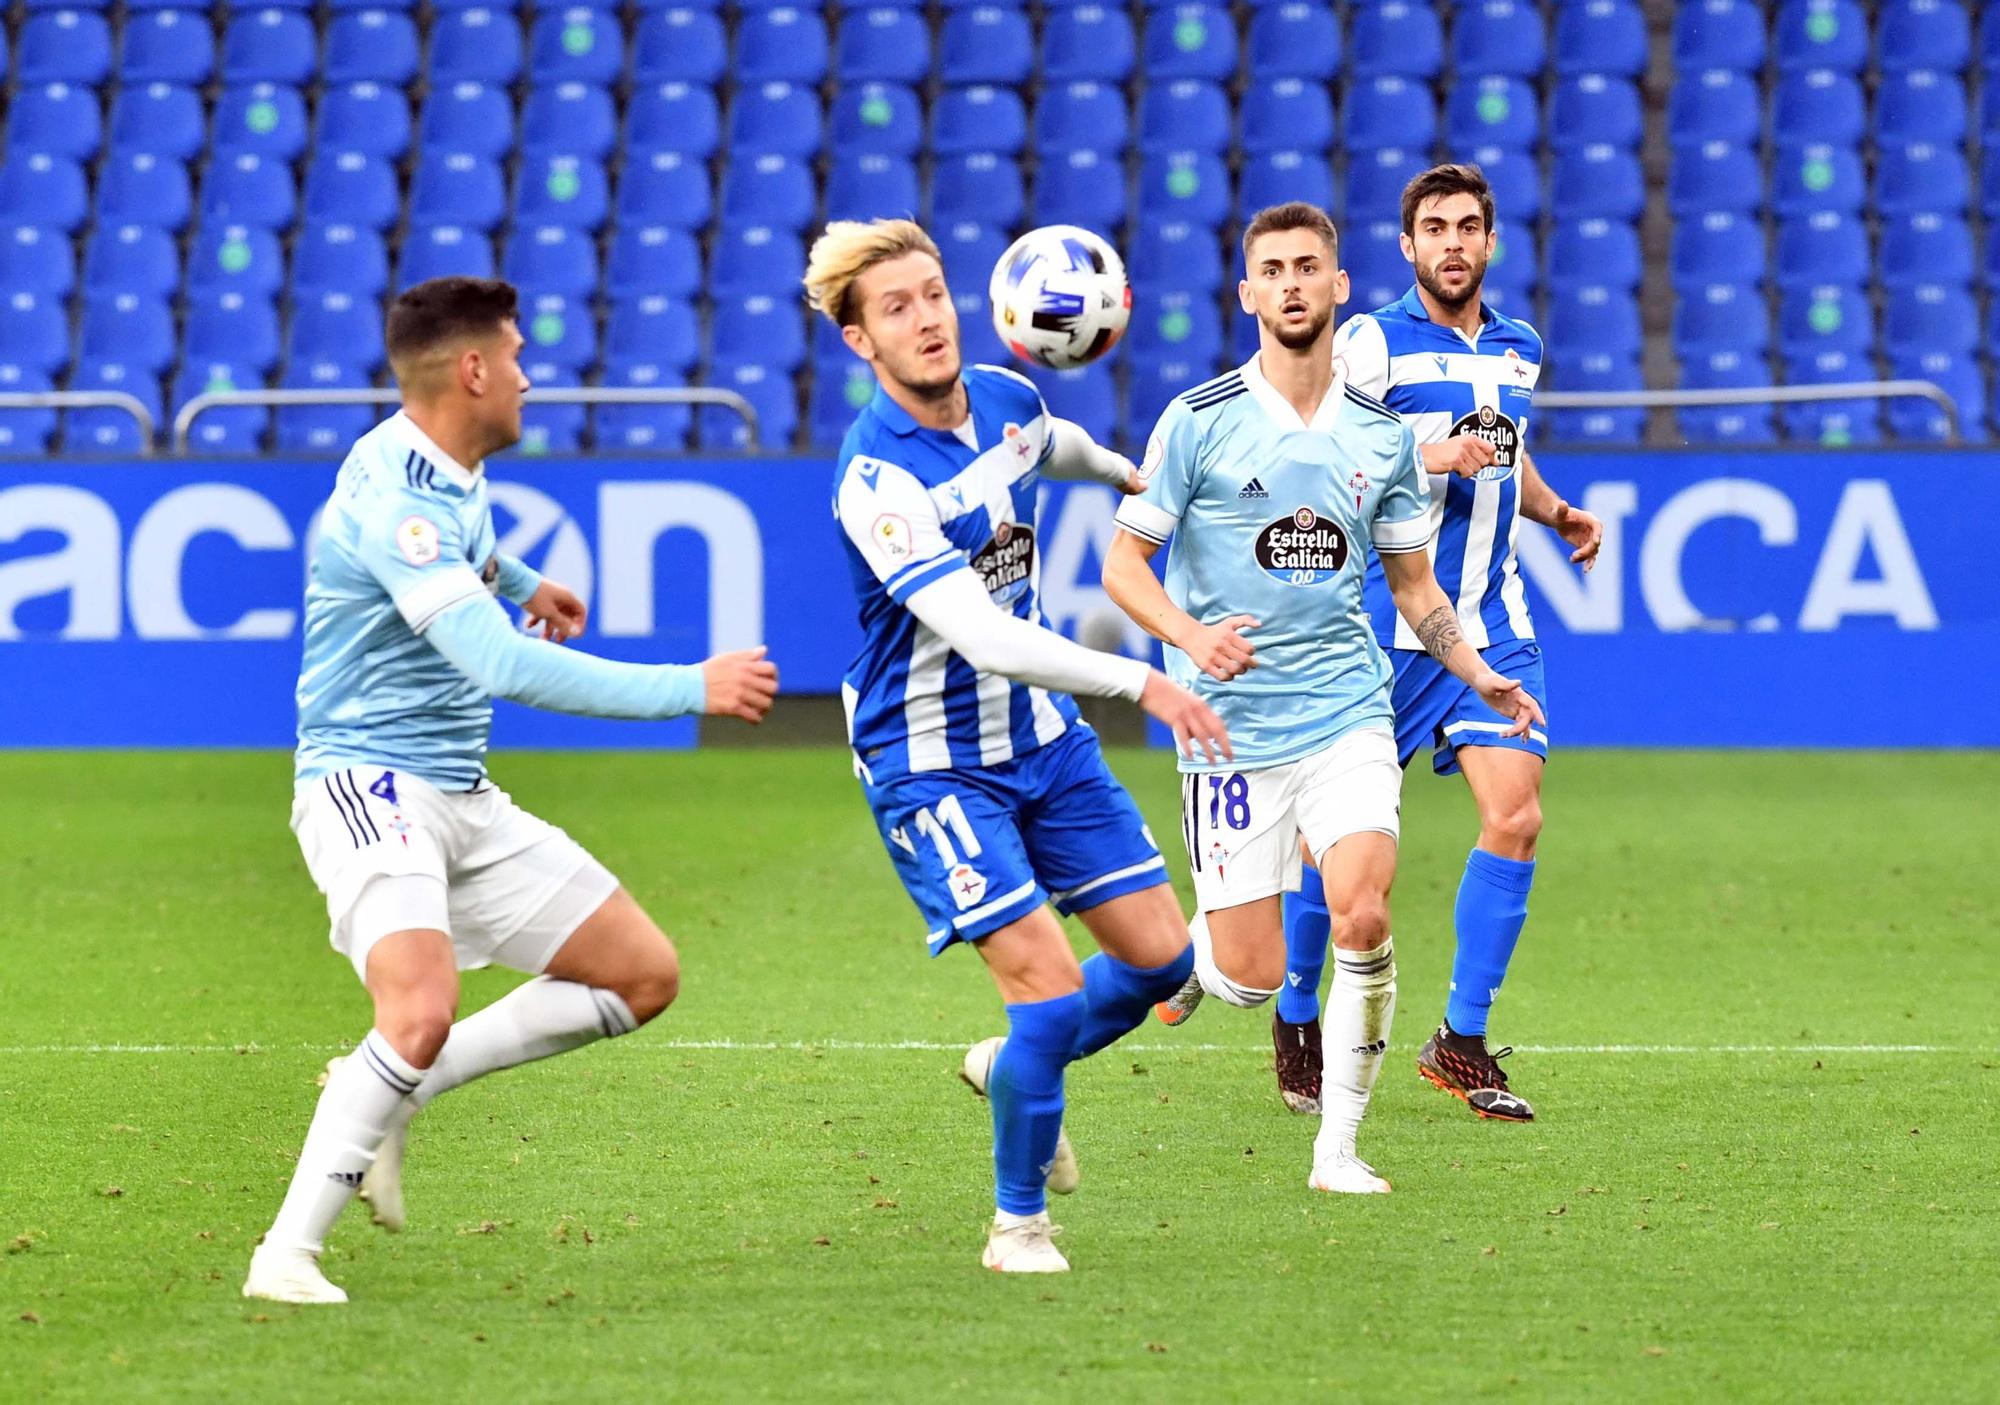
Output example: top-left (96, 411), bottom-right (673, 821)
top-left (988, 225), bottom-right (1131, 371)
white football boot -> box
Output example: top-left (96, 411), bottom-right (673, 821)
top-left (320, 1056), bottom-right (413, 1231)
top-left (1307, 1148), bottom-right (1393, 1195)
top-left (959, 1036), bottom-right (1079, 1195)
top-left (242, 1243), bottom-right (348, 1305)
top-left (981, 1211), bottom-right (1070, 1274)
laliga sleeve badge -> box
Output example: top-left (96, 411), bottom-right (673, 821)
top-left (871, 512), bottom-right (914, 561)
top-left (397, 516), bottom-right (442, 566)
top-left (1138, 431), bottom-right (1164, 484)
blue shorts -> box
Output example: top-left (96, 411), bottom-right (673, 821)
top-left (861, 724), bottom-right (1169, 956)
top-left (1392, 636), bottom-right (1550, 778)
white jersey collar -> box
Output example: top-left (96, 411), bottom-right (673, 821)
top-left (391, 411), bottom-right (481, 490)
top-left (1238, 351), bottom-right (1344, 433)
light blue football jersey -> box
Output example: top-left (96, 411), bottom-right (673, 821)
top-left (1333, 286), bottom-right (1546, 652)
top-left (1114, 354), bottom-right (1433, 773)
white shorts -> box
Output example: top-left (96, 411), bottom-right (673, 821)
top-left (291, 766), bottom-right (620, 981)
top-left (1178, 726), bottom-right (1402, 913)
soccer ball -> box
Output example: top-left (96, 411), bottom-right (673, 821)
top-left (988, 225), bottom-right (1132, 371)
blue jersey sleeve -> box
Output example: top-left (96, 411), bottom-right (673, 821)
top-left (834, 451), bottom-right (970, 604)
top-left (1111, 397), bottom-right (1201, 544)
top-left (1371, 421), bottom-right (1433, 554)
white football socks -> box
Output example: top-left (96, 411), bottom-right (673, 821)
top-left (1190, 912), bottom-right (1281, 1009)
top-left (266, 1029), bottom-right (424, 1253)
top-left (409, 977), bottom-right (637, 1112)
top-left (1315, 937), bottom-right (1398, 1161)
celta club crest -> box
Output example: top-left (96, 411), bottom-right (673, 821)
top-left (1350, 470), bottom-right (1370, 511)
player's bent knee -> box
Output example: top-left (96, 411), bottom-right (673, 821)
top-left (1328, 897), bottom-right (1389, 953)
top-left (618, 941), bottom-right (680, 1024)
top-left (375, 994), bottom-right (456, 1068)
top-left (1483, 795), bottom-right (1543, 853)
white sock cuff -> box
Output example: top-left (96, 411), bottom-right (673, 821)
top-left (1190, 911), bottom-right (1279, 1007)
top-left (588, 985), bottom-right (639, 1038)
top-left (359, 1029), bottom-right (425, 1097)
top-left (1333, 937), bottom-right (1395, 982)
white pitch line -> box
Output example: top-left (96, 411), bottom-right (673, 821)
top-left (0, 1041), bottom-right (1975, 1057)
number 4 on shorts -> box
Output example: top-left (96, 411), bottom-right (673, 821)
top-left (368, 770), bottom-right (399, 806)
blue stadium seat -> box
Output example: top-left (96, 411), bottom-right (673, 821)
top-left (97, 151), bottom-right (193, 232)
top-left (629, 83), bottom-right (722, 158)
top-left (174, 363), bottom-right (271, 453)
top-left (18, 10), bottom-right (114, 85)
top-left (1673, 0), bottom-right (1764, 72)
top-left (1459, 0), bottom-right (1548, 78)
top-left (1772, 210), bottom-right (1868, 289)
top-left (1129, 219), bottom-right (1223, 294)
top-left (1042, 5), bottom-right (1135, 84)
top-left (64, 359), bottom-right (161, 454)
top-left (517, 363), bottom-right (587, 456)
top-left (430, 8), bottom-right (524, 85)
top-left (1881, 0), bottom-right (1971, 72)
top-left (0, 153), bottom-right (89, 233)
top-left (1545, 349), bottom-right (1646, 445)
top-left (516, 151), bottom-right (611, 232)
top-left (120, 8), bottom-right (213, 85)
top-left (529, 8), bottom-right (625, 85)
top-left (1142, 81), bottom-right (1233, 154)
top-left (1248, 3), bottom-right (1340, 80)
top-left (1341, 220), bottom-right (1411, 310)
top-left (1771, 143), bottom-right (1866, 216)
top-left (212, 84), bottom-right (310, 162)
top-left (0, 225), bottom-right (74, 301)
top-left (839, 6), bottom-right (930, 83)
top-left (1139, 151), bottom-right (1231, 229)
top-left (704, 223), bottom-right (796, 300)
top-left (1446, 76), bottom-right (1539, 150)
top-left (1775, 0), bottom-right (1868, 73)
top-left (518, 292), bottom-right (596, 371)
top-left (189, 222), bottom-right (288, 297)
top-left (0, 370), bottom-right (63, 454)
top-left (1242, 80), bottom-right (1335, 154)
top-left (837, 83), bottom-right (927, 157)
top-left (78, 293), bottom-right (173, 375)
top-left (1033, 149), bottom-right (1125, 231)
top-left (957, 286), bottom-right (1008, 363)
top-left (1463, 143), bottom-right (1541, 224)
top-left (809, 359), bottom-right (875, 448)
top-left (109, 84), bottom-right (207, 163)
top-left (1351, 1), bottom-right (1442, 78)
top-left (1877, 70), bottom-right (1969, 146)
top-left (1677, 348), bottom-right (1774, 446)
top-left (935, 221), bottom-right (1011, 288)
top-left (1878, 144), bottom-right (1970, 216)
top-left (324, 10), bottom-right (421, 85)
top-left (1483, 232), bottom-right (1536, 315)
top-left (1128, 356), bottom-right (1216, 439)
top-left (1880, 213), bottom-right (1976, 288)
top-left (83, 223), bottom-right (179, 299)
top-left (1554, 0), bottom-right (1647, 76)
top-left (522, 85), bottom-right (619, 161)
top-left (1548, 218), bottom-right (1641, 291)
top-left (1782, 352), bottom-right (1881, 446)
top-left (937, 6), bottom-right (1034, 85)
top-left (8, 83), bottom-right (102, 163)
top-left (1884, 281), bottom-right (1975, 356)
top-left (318, 83), bottom-right (412, 162)
top-left (1129, 289), bottom-right (1222, 365)
top-left (1672, 210), bottom-right (1768, 290)
top-left (1238, 149), bottom-right (1336, 215)
top-left (1035, 83), bottom-right (1130, 155)
top-left (420, 83), bottom-right (518, 162)
top-left (1778, 284), bottom-right (1874, 357)
top-left (1546, 284), bottom-right (1642, 357)
top-left (932, 86), bottom-right (1025, 157)
top-left (1551, 145), bottom-right (1644, 221)
top-left (1347, 77), bottom-right (1438, 152)
top-left (200, 152), bottom-right (297, 231)
top-left (720, 154), bottom-right (815, 229)
top-left (738, 7), bottom-right (831, 84)
top-left (729, 83), bottom-right (824, 158)
top-left (290, 224), bottom-right (386, 301)
top-left (1772, 69), bottom-right (1866, 147)
top-left (1143, 4), bottom-right (1237, 82)
top-left (0, 292), bottom-right (70, 377)
top-left (303, 151), bottom-right (400, 233)
top-left (697, 360), bottom-right (796, 451)
top-left (1886, 350), bottom-right (1981, 442)
top-left (221, 9), bottom-right (318, 85)
top-left (1548, 74), bottom-right (1642, 155)
top-left (620, 149), bottom-right (714, 229)
top-left (275, 360), bottom-right (376, 455)
top-left (826, 154), bottom-right (921, 221)
top-left (408, 152), bottom-right (508, 234)
top-left (609, 224), bottom-right (703, 300)
top-left (1345, 147), bottom-right (1428, 227)
top-left (597, 358), bottom-right (692, 452)
top-left (932, 152), bottom-right (1026, 229)
top-left (1034, 363), bottom-right (1118, 444)
top-left (710, 294), bottom-right (805, 372)
top-left (186, 291), bottom-right (282, 373)
top-left (1667, 68), bottom-right (1760, 148)
top-left (502, 224), bottom-right (599, 299)
top-left (398, 224), bottom-right (497, 284)
top-left (634, 10), bottom-right (729, 84)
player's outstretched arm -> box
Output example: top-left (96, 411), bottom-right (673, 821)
top-left (1379, 551), bottom-right (1544, 738)
top-left (1043, 417), bottom-right (1144, 494)
top-left (1101, 529), bottom-right (1257, 682)
top-left (1517, 447), bottom-right (1604, 571)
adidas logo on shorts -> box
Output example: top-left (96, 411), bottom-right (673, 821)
top-left (1239, 477), bottom-right (1269, 499)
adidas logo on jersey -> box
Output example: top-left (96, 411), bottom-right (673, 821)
top-left (1238, 478), bottom-right (1269, 499)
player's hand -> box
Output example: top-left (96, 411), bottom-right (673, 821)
top-left (523, 580), bottom-right (588, 643)
top-left (1472, 669), bottom-right (1545, 740)
top-left (1174, 614), bottom-right (1259, 682)
top-left (1140, 670), bottom-right (1233, 765)
top-left (1552, 501), bottom-right (1604, 572)
top-left (702, 647), bottom-right (779, 724)
top-left (1116, 458), bottom-right (1146, 496)
top-left (1427, 434), bottom-right (1497, 478)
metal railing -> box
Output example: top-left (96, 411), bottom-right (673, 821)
top-left (0, 391), bottom-right (157, 451)
top-left (171, 386), bottom-right (762, 454)
top-left (1537, 379), bottom-right (1963, 443)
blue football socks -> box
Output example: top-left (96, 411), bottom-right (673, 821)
top-left (1445, 848), bottom-right (1536, 1037)
top-left (1278, 866), bottom-right (1331, 1024)
top-left (988, 992), bottom-right (1085, 1216)
top-left (1072, 945), bottom-right (1194, 1060)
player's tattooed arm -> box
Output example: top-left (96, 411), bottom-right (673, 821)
top-left (1414, 604), bottom-right (1464, 666)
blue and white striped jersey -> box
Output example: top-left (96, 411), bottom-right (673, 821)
top-left (833, 364), bottom-right (1081, 783)
top-left (1333, 286), bottom-right (1546, 651)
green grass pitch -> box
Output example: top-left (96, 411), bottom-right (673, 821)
top-left (1, 747), bottom-right (1994, 1403)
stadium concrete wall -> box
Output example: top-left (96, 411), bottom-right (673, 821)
top-left (1, 450), bottom-right (1987, 748)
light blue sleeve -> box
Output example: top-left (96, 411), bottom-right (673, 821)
top-left (424, 593), bottom-right (706, 720)
top-left (1111, 397), bottom-right (1201, 544)
top-left (493, 554), bottom-right (542, 604)
top-left (1370, 421), bottom-right (1434, 554)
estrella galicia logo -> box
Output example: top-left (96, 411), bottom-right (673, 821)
top-left (972, 519), bottom-right (1035, 605)
top-left (1448, 405), bottom-right (1519, 480)
top-left (1254, 506), bottom-right (1348, 587)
